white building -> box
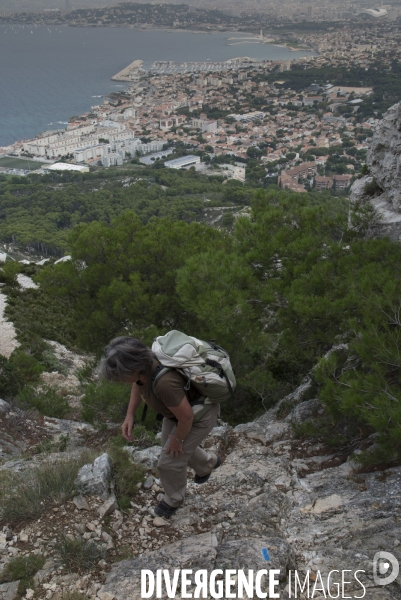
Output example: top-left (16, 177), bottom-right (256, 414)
top-left (164, 155), bottom-right (201, 169)
top-left (99, 120), bottom-right (126, 131)
top-left (229, 111), bottom-right (265, 123)
top-left (202, 121), bottom-right (218, 133)
top-left (102, 153), bottom-right (123, 167)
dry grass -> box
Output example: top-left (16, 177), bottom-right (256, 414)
top-left (0, 451), bottom-right (93, 525)
top-left (55, 535), bottom-right (106, 573)
top-left (0, 553), bottom-right (45, 597)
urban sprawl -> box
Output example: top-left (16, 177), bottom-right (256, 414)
top-left (1, 8), bottom-right (401, 192)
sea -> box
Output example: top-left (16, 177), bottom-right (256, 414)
top-left (0, 25), bottom-right (314, 146)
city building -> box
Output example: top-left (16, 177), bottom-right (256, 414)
top-left (314, 176), bottom-right (334, 190)
top-left (164, 155), bottom-right (201, 169)
top-left (201, 121), bottom-right (218, 133)
top-left (333, 174), bottom-right (352, 189)
top-left (139, 148), bottom-right (174, 165)
top-left (102, 153), bottom-right (123, 167)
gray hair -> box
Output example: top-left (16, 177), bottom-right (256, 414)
top-left (100, 336), bottom-right (155, 382)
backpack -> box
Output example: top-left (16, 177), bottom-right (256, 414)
top-left (151, 330), bottom-right (236, 406)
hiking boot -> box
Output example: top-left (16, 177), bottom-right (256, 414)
top-left (153, 500), bottom-right (178, 518)
top-left (194, 455), bottom-right (221, 484)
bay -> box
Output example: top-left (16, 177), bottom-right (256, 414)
top-left (0, 24), bottom-right (313, 146)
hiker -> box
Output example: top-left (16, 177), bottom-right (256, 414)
top-left (100, 336), bottom-right (222, 518)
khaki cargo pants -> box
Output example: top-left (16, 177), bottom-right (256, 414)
top-left (157, 403), bottom-right (220, 508)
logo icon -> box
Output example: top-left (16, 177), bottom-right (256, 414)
top-left (373, 551), bottom-right (399, 586)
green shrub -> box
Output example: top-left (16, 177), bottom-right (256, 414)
top-left (363, 178), bottom-right (382, 197)
top-left (108, 425), bottom-right (158, 451)
top-left (0, 260), bottom-right (21, 286)
top-left (0, 553), bottom-right (45, 597)
top-left (0, 351), bottom-right (44, 398)
top-left (31, 434), bottom-right (69, 455)
top-left (55, 535), bottom-right (106, 573)
top-left (41, 349), bottom-right (68, 375)
top-left (0, 453), bottom-right (91, 524)
top-left (316, 305), bottom-right (401, 466)
top-left (17, 385), bottom-right (70, 419)
top-left (81, 380), bottom-right (131, 424)
top-left (81, 380), bottom-right (159, 432)
top-left (109, 446), bottom-right (146, 510)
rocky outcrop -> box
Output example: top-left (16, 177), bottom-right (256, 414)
top-left (1, 373), bottom-right (401, 599)
top-left (98, 383), bottom-right (401, 600)
top-left (75, 453), bottom-right (113, 499)
top-left (350, 101), bottom-right (401, 241)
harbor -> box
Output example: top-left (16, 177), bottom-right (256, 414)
top-left (111, 59), bottom-right (143, 81)
top-left (112, 57), bottom-right (266, 78)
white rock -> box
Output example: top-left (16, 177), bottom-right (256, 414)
top-left (98, 495), bottom-right (118, 519)
top-left (101, 531), bottom-right (114, 549)
top-left (143, 475), bottom-right (155, 490)
top-left (97, 588), bottom-right (115, 600)
top-left (73, 496), bottom-right (90, 510)
top-left (124, 446), bottom-right (161, 468)
top-left (16, 274), bottom-right (38, 290)
top-left (0, 580), bottom-right (20, 600)
top-left (301, 494), bottom-right (344, 514)
top-left (0, 399), bottom-right (11, 413)
top-left (54, 255), bottom-right (71, 264)
top-left (153, 517), bottom-right (168, 527)
top-left (75, 453), bottom-right (112, 499)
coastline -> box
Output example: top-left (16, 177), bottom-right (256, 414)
top-left (0, 25), bottom-right (316, 148)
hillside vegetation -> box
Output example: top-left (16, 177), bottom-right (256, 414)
top-left (1, 185), bottom-right (401, 468)
top-left (0, 167), bottom-right (250, 255)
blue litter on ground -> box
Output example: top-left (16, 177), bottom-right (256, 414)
top-left (261, 547), bottom-right (270, 561)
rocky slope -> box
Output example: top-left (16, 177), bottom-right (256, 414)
top-left (1, 379), bottom-right (401, 600)
top-left (350, 101), bottom-right (401, 241)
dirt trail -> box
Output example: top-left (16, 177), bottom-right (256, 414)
top-left (0, 291), bottom-right (19, 358)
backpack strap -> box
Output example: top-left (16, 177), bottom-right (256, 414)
top-left (205, 358), bottom-right (235, 398)
top-left (151, 364), bottom-right (173, 396)
top-left (151, 364), bottom-right (201, 406)
top-left (140, 365), bottom-right (171, 423)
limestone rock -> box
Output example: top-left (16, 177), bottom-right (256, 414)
top-left (101, 531), bottom-right (115, 549)
top-left (73, 495), bottom-right (90, 510)
top-left (98, 495), bottom-right (118, 519)
top-left (284, 399), bottom-right (322, 423)
top-left (0, 581), bottom-right (20, 600)
top-left (209, 423), bottom-right (231, 441)
top-left (368, 101), bottom-right (401, 212)
top-left (216, 536), bottom-right (295, 575)
top-left (143, 475), bottom-right (155, 490)
top-left (75, 453), bottom-right (112, 499)
top-left (124, 445), bottom-right (161, 469)
top-left (0, 400), bottom-right (11, 413)
top-left (97, 591), bottom-right (115, 600)
top-left (301, 493), bottom-right (344, 514)
top-left (102, 532), bottom-right (218, 600)
top-left (350, 101), bottom-right (401, 241)
top-left (264, 422), bottom-right (291, 443)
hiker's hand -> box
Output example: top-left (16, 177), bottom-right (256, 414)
top-left (122, 415), bottom-right (134, 441)
top-left (166, 436), bottom-right (184, 459)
